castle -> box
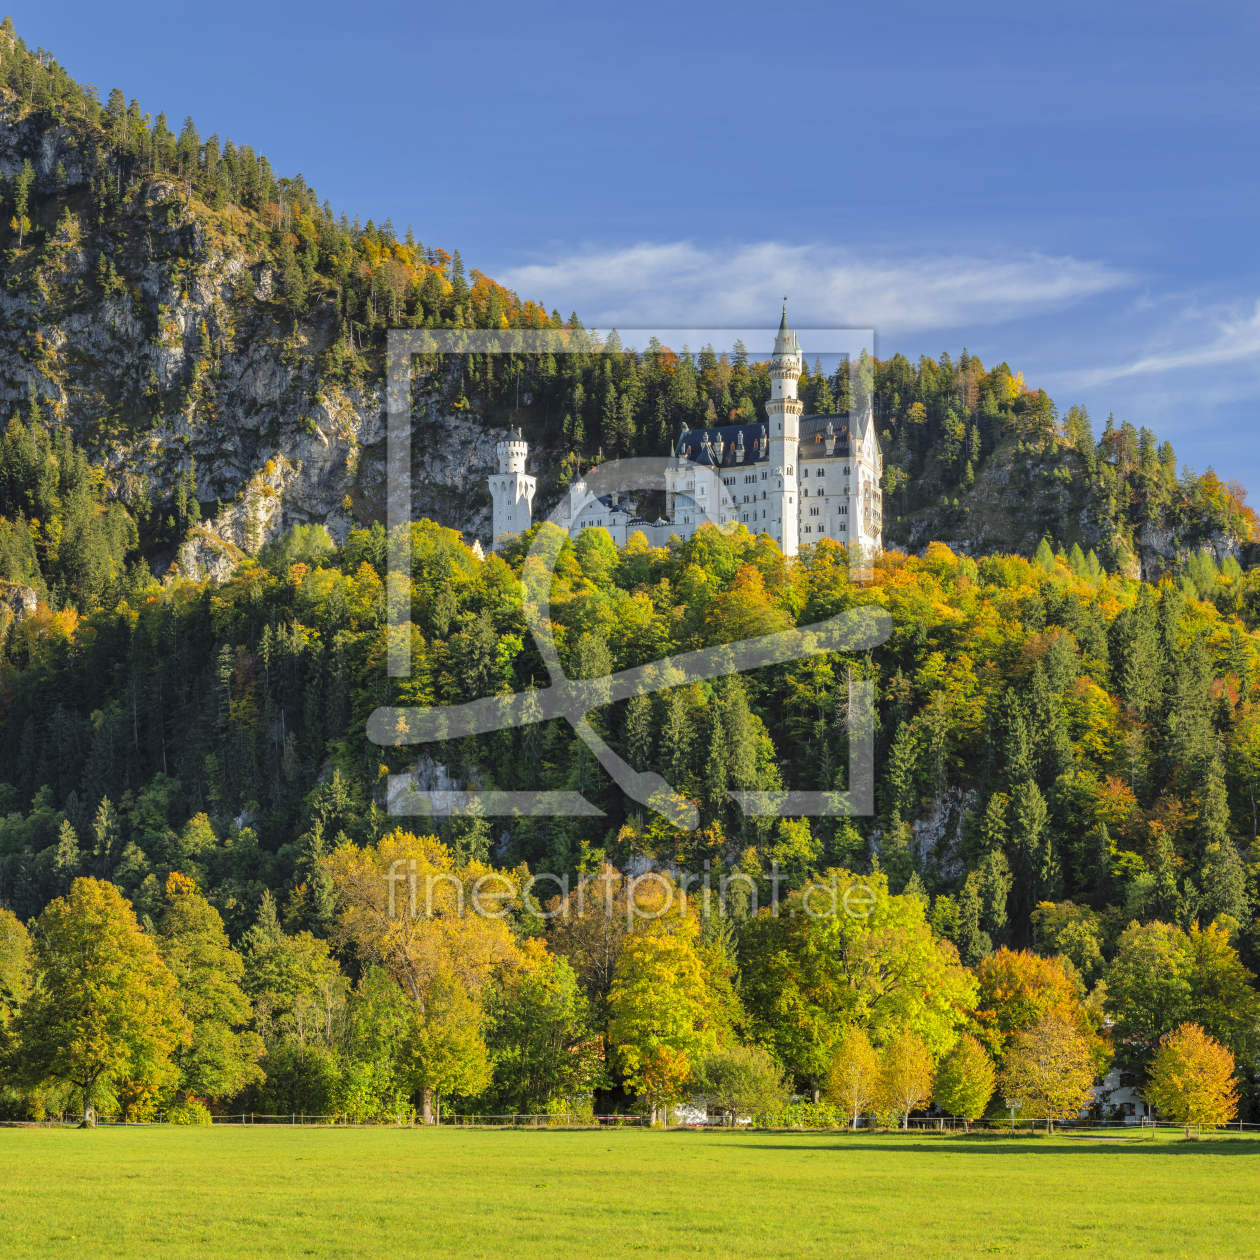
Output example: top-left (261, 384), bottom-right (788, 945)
top-left (488, 306), bottom-right (883, 559)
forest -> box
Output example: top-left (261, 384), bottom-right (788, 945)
top-left (0, 20), bottom-right (1258, 1130)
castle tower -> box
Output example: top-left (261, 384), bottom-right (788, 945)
top-left (767, 303), bottom-right (802, 557)
top-left (488, 429), bottom-right (536, 552)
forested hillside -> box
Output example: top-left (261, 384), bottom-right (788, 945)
top-left (2, 20), bottom-right (1260, 1128)
top-left (0, 18), bottom-right (1251, 597)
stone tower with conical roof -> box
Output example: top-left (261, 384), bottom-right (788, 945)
top-left (488, 428), bottom-right (536, 551)
top-left (766, 303), bottom-right (803, 557)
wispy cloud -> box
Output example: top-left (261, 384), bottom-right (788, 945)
top-left (499, 241), bottom-right (1127, 335)
top-left (1072, 300), bottom-right (1260, 385)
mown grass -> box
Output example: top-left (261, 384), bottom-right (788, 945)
top-left (1, 1125), bottom-right (1256, 1258)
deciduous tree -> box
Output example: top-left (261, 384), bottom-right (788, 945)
top-left (998, 1015), bottom-right (1096, 1132)
top-left (877, 1028), bottom-right (934, 1130)
top-left (15, 878), bottom-right (189, 1123)
top-left (1147, 1022), bottom-right (1237, 1130)
top-left (933, 1033), bottom-right (995, 1131)
top-left (157, 873), bottom-right (264, 1103)
top-left (824, 1024), bottom-right (881, 1129)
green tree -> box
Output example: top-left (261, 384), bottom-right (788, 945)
top-left (484, 951), bottom-right (604, 1113)
top-left (691, 1044), bottom-right (788, 1126)
top-left (14, 878), bottom-right (190, 1123)
top-left (10, 158), bottom-right (33, 246)
top-left (933, 1033), bottom-right (995, 1131)
top-left (405, 970), bottom-right (490, 1123)
top-left (157, 873), bottom-right (264, 1102)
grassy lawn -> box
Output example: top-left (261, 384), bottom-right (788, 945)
top-left (1, 1125), bottom-right (1256, 1259)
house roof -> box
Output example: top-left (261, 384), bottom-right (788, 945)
top-left (674, 423), bottom-right (771, 467)
top-left (674, 408), bottom-right (877, 468)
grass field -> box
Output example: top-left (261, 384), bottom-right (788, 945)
top-left (1, 1125), bottom-right (1257, 1259)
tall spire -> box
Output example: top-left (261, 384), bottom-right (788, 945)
top-left (774, 298), bottom-right (794, 356)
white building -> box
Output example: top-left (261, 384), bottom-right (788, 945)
top-left (487, 306), bottom-right (882, 558)
top-left (488, 430), bottom-right (536, 542)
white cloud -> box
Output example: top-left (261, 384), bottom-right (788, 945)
top-left (1072, 300), bottom-right (1260, 385)
top-left (499, 240), bottom-right (1127, 336)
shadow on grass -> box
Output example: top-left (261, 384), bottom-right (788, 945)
top-left (726, 1134), bottom-right (1258, 1157)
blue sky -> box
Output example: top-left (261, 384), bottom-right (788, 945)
top-left (21, 0), bottom-right (1260, 488)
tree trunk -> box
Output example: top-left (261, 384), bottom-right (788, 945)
top-left (422, 1089), bottom-right (433, 1125)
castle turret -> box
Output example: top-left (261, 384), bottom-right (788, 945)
top-left (767, 303), bottom-right (802, 557)
top-left (488, 429), bottom-right (536, 551)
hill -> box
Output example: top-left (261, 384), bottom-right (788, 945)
top-left (0, 20), bottom-right (1253, 601)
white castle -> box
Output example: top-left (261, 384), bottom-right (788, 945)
top-left (487, 306), bottom-right (882, 558)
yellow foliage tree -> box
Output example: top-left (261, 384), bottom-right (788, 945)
top-left (607, 915), bottom-right (719, 1123)
top-left (325, 830), bottom-right (528, 1118)
top-left (1148, 1023), bottom-right (1238, 1131)
top-left (877, 1028), bottom-right (935, 1130)
top-left (824, 1024), bottom-right (881, 1130)
top-left (998, 1014), bottom-right (1096, 1133)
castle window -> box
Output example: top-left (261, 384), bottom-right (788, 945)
top-left (816, 468), bottom-right (824, 476)
top-left (761, 471), bottom-right (767, 480)
top-left (809, 506), bottom-right (820, 516)
top-left (804, 525), bottom-right (812, 534)
top-left (802, 468), bottom-right (809, 477)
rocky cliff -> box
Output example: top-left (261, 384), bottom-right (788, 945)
top-left (0, 106), bottom-right (534, 579)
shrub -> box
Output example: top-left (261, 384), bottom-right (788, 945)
top-left (166, 1098), bottom-right (212, 1125)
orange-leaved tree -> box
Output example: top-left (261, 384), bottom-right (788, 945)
top-left (974, 947), bottom-right (1105, 1071)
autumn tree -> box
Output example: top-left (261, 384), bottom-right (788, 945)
top-left (15, 878), bottom-right (190, 1124)
top-left (1106, 919), bottom-right (1260, 1080)
top-left (998, 1015), bottom-right (1096, 1132)
top-left (1147, 1023), bottom-right (1238, 1131)
top-left (933, 1033), bottom-right (996, 1131)
top-left (691, 1044), bottom-right (788, 1127)
top-left (607, 915), bottom-right (721, 1123)
top-left (326, 830), bottom-right (527, 1119)
top-left (156, 873), bottom-right (264, 1103)
top-left (877, 1028), bottom-right (935, 1130)
top-left (824, 1024), bottom-right (881, 1129)
top-left (0, 908), bottom-right (32, 1028)
top-left (741, 871), bottom-right (977, 1100)
top-left (973, 947), bottom-right (1100, 1067)
top-left (404, 969), bottom-right (490, 1123)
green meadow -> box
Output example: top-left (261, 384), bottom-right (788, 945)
top-left (1, 1126), bottom-right (1255, 1259)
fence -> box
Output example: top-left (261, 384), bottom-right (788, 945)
top-left (16, 1112), bottom-right (1260, 1134)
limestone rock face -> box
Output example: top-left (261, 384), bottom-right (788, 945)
top-left (0, 105), bottom-right (529, 573)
